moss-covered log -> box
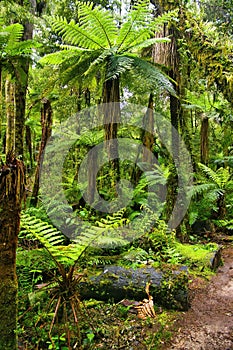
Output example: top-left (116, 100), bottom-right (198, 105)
top-left (78, 265), bottom-right (190, 311)
top-left (0, 153), bottom-right (25, 350)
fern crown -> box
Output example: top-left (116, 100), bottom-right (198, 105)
top-left (40, 1), bottom-right (177, 93)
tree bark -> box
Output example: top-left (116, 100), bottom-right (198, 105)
top-left (31, 98), bottom-right (52, 206)
top-left (14, 0), bottom-right (36, 158)
top-left (0, 152), bottom-right (25, 350)
top-left (5, 78), bottom-right (15, 155)
top-left (200, 115), bottom-right (209, 165)
top-left (142, 93), bottom-right (155, 165)
top-left (102, 77), bottom-right (121, 192)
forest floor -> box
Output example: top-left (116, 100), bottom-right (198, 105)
top-left (161, 240), bottom-right (233, 350)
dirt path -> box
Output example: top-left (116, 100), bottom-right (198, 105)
top-left (164, 245), bottom-right (233, 350)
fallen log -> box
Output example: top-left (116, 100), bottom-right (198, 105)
top-left (78, 265), bottom-right (190, 311)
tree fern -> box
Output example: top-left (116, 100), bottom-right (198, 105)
top-left (40, 1), bottom-right (176, 94)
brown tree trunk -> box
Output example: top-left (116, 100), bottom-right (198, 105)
top-left (200, 115), bottom-right (209, 165)
top-left (102, 77), bottom-right (121, 191)
top-left (0, 64), bottom-right (2, 148)
top-left (0, 152), bottom-right (25, 350)
top-left (142, 93), bottom-right (155, 165)
top-left (31, 98), bottom-right (52, 206)
top-left (5, 78), bottom-right (15, 155)
top-left (14, 0), bottom-right (36, 158)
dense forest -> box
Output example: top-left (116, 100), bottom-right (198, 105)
top-left (0, 0), bottom-right (232, 349)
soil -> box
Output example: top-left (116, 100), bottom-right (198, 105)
top-left (162, 244), bottom-right (233, 350)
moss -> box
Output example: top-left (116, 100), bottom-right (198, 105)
top-left (0, 281), bottom-right (18, 349)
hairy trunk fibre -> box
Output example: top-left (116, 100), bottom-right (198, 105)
top-left (0, 152), bottom-right (25, 350)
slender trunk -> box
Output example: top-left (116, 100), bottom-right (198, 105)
top-left (142, 93), bottom-right (154, 164)
top-left (102, 77), bottom-right (121, 192)
top-left (86, 146), bottom-right (97, 205)
top-left (15, 79), bottom-right (27, 157)
top-left (25, 124), bottom-right (33, 170)
top-left (0, 152), bottom-right (25, 350)
top-left (31, 98), bottom-right (52, 206)
top-left (200, 115), bottom-right (209, 165)
top-left (14, 0), bottom-right (36, 158)
top-left (0, 64), bottom-right (2, 147)
top-left (5, 79), bottom-right (15, 155)
top-left (132, 93), bottom-right (155, 184)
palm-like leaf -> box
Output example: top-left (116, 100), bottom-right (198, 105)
top-left (51, 17), bottom-right (104, 50)
top-left (198, 163), bottom-right (231, 189)
top-left (41, 0), bottom-right (176, 94)
top-left (117, 0), bottom-right (152, 50)
top-left (77, 2), bottom-right (117, 47)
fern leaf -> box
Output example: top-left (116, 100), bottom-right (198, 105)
top-left (127, 55), bottom-right (176, 95)
top-left (198, 163), bottom-right (220, 185)
top-left (117, 0), bottom-right (151, 50)
top-left (106, 55), bottom-right (134, 79)
top-left (3, 23), bottom-right (24, 44)
top-left (126, 37), bottom-right (170, 53)
top-left (50, 16), bottom-right (104, 50)
top-left (77, 2), bottom-right (117, 47)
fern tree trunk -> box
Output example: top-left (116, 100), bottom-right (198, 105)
top-left (0, 152), bottom-right (25, 350)
top-left (142, 93), bottom-right (155, 164)
top-left (31, 98), bottom-right (52, 206)
top-left (0, 64), bottom-right (2, 149)
top-left (14, 0), bottom-right (36, 158)
top-left (152, 2), bottom-right (189, 236)
top-left (102, 77), bottom-right (120, 193)
top-left (5, 78), bottom-right (15, 155)
top-left (200, 115), bottom-right (209, 165)
top-left (132, 93), bottom-right (155, 184)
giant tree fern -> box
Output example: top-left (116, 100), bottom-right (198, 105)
top-left (40, 1), bottom-right (176, 93)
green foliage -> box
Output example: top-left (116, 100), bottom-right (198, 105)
top-left (40, 0), bottom-right (176, 94)
top-left (0, 20), bottom-right (40, 77)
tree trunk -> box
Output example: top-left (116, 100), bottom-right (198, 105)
top-left (102, 77), bottom-right (121, 192)
top-left (152, 4), bottom-right (183, 231)
top-left (14, 0), bottom-right (36, 158)
top-left (5, 78), bottom-right (15, 155)
top-left (0, 64), bottom-right (2, 148)
top-left (200, 115), bottom-right (209, 165)
top-left (25, 124), bottom-right (33, 171)
top-left (142, 93), bottom-right (155, 165)
top-left (0, 152), bottom-right (25, 350)
top-left (132, 93), bottom-right (155, 184)
top-left (31, 98), bottom-right (52, 206)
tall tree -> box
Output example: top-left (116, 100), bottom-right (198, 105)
top-left (15, 0), bottom-right (36, 158)
top-left (0, 152), bottom-right (25, 350)
top-left (0, 20), bottom-right (38, 156)
top-left (31, 97), bottom-right (53, 206)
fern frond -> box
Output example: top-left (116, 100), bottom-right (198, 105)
top-left (77, 2), bottom-right (117, 47)
top-left (127, 37), bottom-right (170, 53)
top-left (127, 55), bottom-right (176, 95)
top-left (198, 163), bottom-right (220, 185)
top-left (3, 23), bottom-right (24, 44)
top-left (106, 55), bottom-right (134, 79)
top-left (188, 183), bottom-right (216, 198)
top-left (50, 17), bottom-right (104, 50)
top-left (117, 0), bottom-right (151, 50)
